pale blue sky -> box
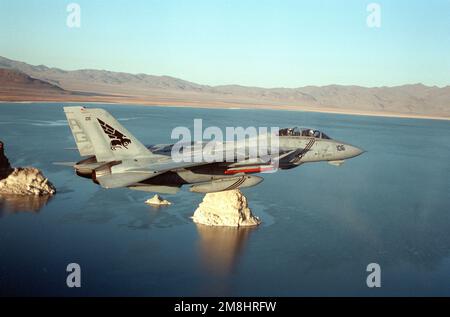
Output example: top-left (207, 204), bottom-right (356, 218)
top-left (1, 0), bottom-right (449, 87)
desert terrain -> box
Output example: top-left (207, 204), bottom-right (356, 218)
top-left (1, 56), bottom-right (449, 120)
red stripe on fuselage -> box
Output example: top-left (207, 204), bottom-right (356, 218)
top-left (224, 166), bottom-right (274, 175)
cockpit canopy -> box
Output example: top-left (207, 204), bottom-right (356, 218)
top-left (278, 127), bottom-right (331, 139)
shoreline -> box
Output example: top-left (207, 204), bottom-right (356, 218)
top-left (1, 99), bottom-right (449, 122)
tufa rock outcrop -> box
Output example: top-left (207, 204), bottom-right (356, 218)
top-left (0, 141), bottom-right (12, 178)
top-left (0, 167), bottom-right (56, 196)
top-left (0, 141), bottom-right (56, 196)
top-left (192, 189), bottom-right (261, 227)
top-left (145, 194), bottom-right (172, 206)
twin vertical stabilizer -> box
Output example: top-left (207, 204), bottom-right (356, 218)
top-left (63, 106), bottom-right (153, 162)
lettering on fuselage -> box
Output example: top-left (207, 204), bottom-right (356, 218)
top-left (336, 144), bottom-right (346, 152)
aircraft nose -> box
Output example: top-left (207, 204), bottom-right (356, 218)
top-left (346, 145), bottom-right (365, 158)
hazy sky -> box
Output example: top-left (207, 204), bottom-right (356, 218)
top-left (1, 0), bottom-right (449, 87)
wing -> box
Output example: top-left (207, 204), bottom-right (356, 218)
top-left (96, 160), bottom-right (214, 189)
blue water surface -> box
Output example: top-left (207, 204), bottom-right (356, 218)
top-left (0, 103), bottom-right (449, 296)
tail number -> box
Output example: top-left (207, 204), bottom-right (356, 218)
top-left (68, 119), bottom-right (89, 143)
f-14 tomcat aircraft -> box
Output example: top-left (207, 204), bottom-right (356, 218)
top-left (62, 106), bottom-right (364, 194)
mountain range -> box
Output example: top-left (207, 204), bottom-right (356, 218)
top-left (0, 56), bottom-right (449, 119)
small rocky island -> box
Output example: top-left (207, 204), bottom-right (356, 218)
top-left (192, 189), bottom-right (261, 227)
top-left (0, 141), bottom-right (55, 196)
top-left (145, 194), bottom-right (172, 206)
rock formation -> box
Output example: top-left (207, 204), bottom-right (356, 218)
top-left (145, 194), bottom-right (172, 206)
top-left (0, 141), bottom-right (12, 179)
top-left (192, 189), bottom-right (261, 227)
top-left (0, 168), bottom-right (56, 196)
top-left (0, 141), bottom-right (56, 196)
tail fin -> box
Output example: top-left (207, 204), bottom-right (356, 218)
top-left (64, 106), bottom-right (153, 161)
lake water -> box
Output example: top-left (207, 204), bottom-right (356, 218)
top-left (0, 103), bottom-right (449, 296)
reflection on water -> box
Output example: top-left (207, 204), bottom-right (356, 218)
top-left (196, 224), bottom-right (255, 276)
top-left (0, 194), bottom-right (52, 216)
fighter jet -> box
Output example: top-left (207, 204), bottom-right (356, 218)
top-left (62, 106), bottom-right (364, 194)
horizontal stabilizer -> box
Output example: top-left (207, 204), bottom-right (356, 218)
top-left (52, 161), bottom-right (77, 167)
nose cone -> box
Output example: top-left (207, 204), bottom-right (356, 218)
top-left (346, 145), bottom-right (365, 158)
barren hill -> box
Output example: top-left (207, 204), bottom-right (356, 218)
top-left (0, 68), bottom-right (70, 101)
top-left (0, 68), bottom-right (65, 92)
top-left (0, 56), bottom-right (449, 118)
